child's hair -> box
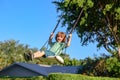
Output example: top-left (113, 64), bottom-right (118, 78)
top-left (55, 32), bottom-right (66, 42)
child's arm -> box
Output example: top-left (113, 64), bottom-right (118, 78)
top-left (48, 32), bottom-right (54, 44)
top-left (66, 33), bottom-right (72, 47)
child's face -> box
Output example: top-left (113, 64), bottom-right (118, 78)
top-left (56, 35), bottom-right (64, 42)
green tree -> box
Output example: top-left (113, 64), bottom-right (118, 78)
top-left (0, 40), bottom-right (34, 69)
top-left (53, 0), bottom-right (120, 56)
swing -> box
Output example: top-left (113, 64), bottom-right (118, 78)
top-left (40, 2), bottom-right (84, 64)
top-left (41, 9), bottom-right (83, 64)
top-left (38, 0), bottom-right (72, 64)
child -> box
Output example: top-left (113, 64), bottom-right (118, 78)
top-left (24, 32), bottom-right (72, 62)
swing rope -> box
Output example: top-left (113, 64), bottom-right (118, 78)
top-left (52, 0), bottom-right (72, 33)
top-left (69, 8), bottom-right (84, 34)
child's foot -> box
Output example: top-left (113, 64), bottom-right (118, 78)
top-left (24, 50), bottom-right (33, 61)
top-left (28, 50), bottom-right (34, 60)
top-left (24, 53), bottom-right (30, 61)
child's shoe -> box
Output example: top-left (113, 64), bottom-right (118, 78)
top-left (24, 53), bottom-right (30, 61)
top-left (28, 50), bottom-right (34, 61)
top-left (24, 50), bottom-right (33, 61)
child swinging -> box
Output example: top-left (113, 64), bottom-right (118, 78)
top-left (24, 32), bottom-right (72, 64)
top-left (23, 0), bottom-right (84, 64)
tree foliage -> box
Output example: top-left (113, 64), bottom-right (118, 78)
top-left (0, 40), bottom-right (38, 69)
top-left (53, 0), bottom-right (120, 56)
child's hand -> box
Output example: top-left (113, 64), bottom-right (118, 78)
top-left (67, 33), bottom-right (72, 47)
top-left (67, 33), bottom-right (72, 41)
top-left (50, 32), bottom-right (54, 39)
top-left (68, 34), bottom-right (72, 37)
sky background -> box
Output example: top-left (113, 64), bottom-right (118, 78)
top-left (0, 0), bottom-right (110, 60)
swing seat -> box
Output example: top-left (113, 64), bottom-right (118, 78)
top-left (47, 56), bottom-right (64, 64)
top-left (36, 56), bottom-right (64, 65)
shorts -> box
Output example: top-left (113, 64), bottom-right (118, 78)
top-left (44, 50), bottom-right (55, 57)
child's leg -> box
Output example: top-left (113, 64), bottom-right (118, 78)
top-left (33, 51), bottom-right (45, 58)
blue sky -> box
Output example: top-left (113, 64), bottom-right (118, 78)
top-left (0, 0), bottom-right (110, 60)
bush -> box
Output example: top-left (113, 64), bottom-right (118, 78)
top-left (79, 56), bottom-right (120, 78)
top-left (48, 73), bottom-right (120, 80)
top-left (106, 57), bottom-right (120, 77)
